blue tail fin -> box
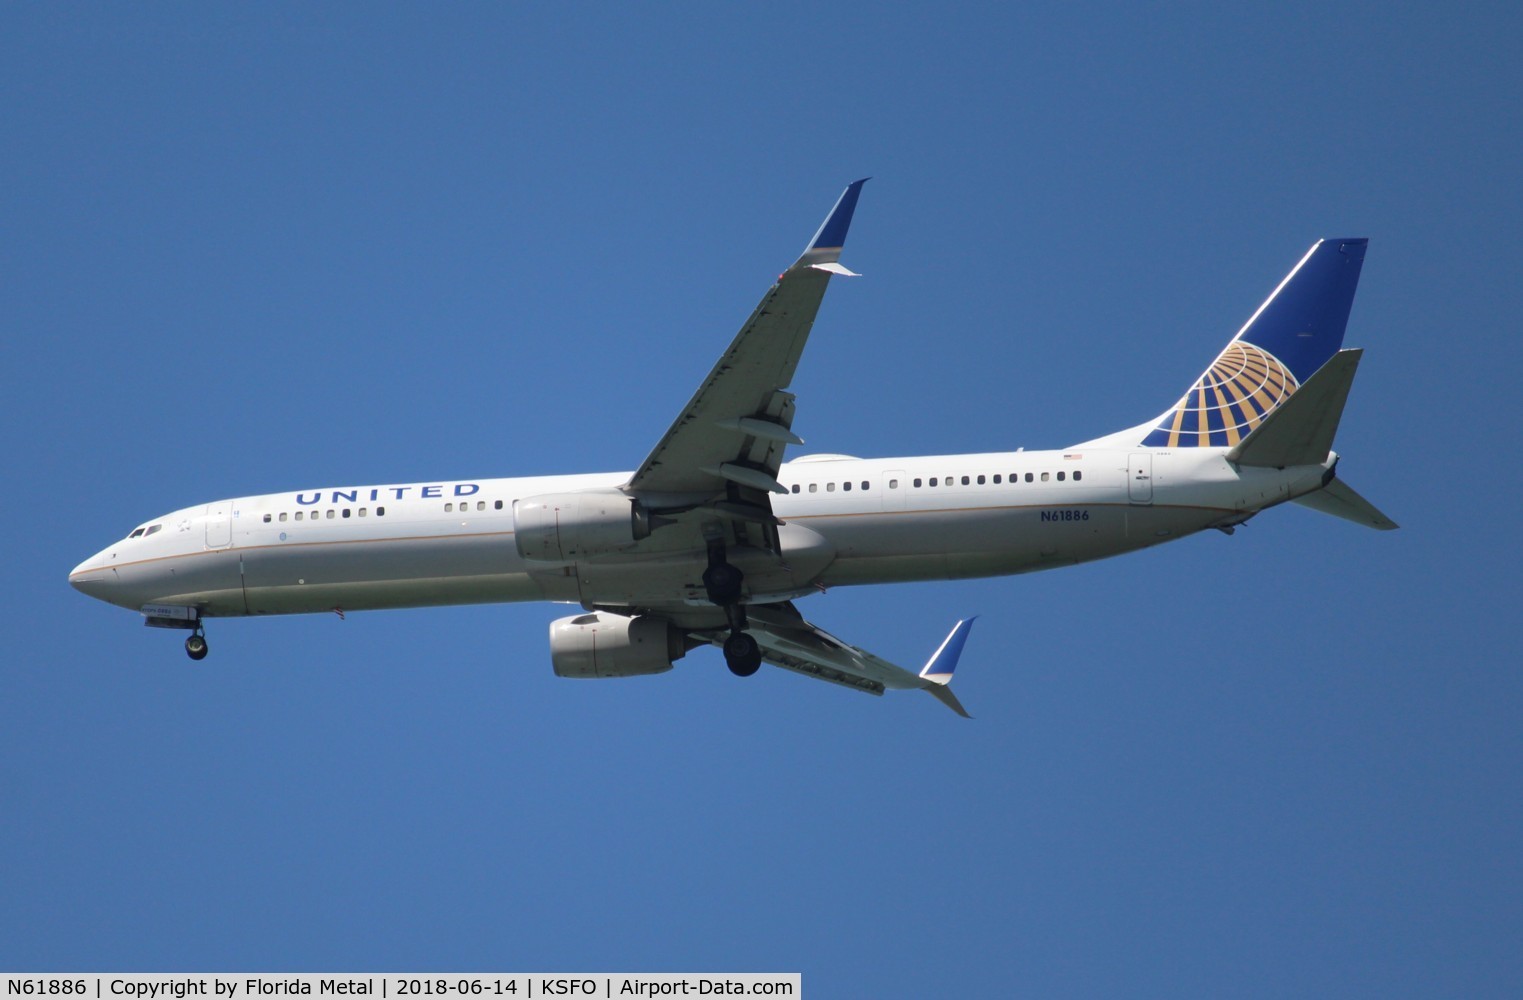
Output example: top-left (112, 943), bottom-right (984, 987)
top-left (1140, 239), bottom-right (1368, 448)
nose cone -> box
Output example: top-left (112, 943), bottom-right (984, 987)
top-left (69, 551), bottom-right (115, 602)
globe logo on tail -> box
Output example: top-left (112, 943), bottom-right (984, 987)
top-left (1142, 341), bottom-right (1299, 448)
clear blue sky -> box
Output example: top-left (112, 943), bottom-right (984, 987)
top-left (5, 3), bottom-right (1521, 995)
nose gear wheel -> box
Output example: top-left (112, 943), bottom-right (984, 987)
top-left (185, 628), bottom-right (208, 661)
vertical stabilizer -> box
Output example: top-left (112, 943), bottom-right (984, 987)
top-left (1140, 239), bottom-right (1368, 449)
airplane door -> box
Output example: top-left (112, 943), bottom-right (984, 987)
top-left (205, 503), bottom-right (232, 549)
top-left (1128, 454), bottom-right (1154, 504)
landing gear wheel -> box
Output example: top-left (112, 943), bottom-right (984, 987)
top-left (703, 562), bottom-right (744, 606)
top-left (723, 631), bottom-right (762, 677)
top-left (185, 633), bottom-right (208, 661)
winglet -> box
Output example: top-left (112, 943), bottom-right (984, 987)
top-left (920, 617), bottom-right (976, 718)
top-left (797, 178), bottom-right (869, 271)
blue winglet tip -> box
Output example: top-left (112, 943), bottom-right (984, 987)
top-left (920, 615), bottom-right (976, 683)
top-left (807, 177), bottom-right (870, 252)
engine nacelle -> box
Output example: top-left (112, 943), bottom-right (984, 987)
top-left (549, 612), bottom-right (685, 679)
top-left (513, 489), bottom-right (651, 561)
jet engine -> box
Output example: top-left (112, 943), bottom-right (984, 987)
top-left (549, 611), bottom-right (687, 679)
top-left (513, 489), bottom-right (652, 561)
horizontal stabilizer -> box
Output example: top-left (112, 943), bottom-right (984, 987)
top-left (1228, 349), bottom-right (1362, 468)
top-left (1294, 477), bottom-right (1398, 530)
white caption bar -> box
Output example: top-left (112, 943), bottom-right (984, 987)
top-left (2, 976), bottom-right (800, 1000)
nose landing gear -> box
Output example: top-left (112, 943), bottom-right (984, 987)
top-left (185, 627), bottom-right (209, 661)
top-left (143, 605), bottom-right (209, 661)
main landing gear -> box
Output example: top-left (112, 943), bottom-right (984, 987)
top-left (705, 542), bottom-right (762, 677)
top-left (723, 631), bottom-right (761, 677)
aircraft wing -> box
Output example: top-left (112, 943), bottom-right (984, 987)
top-left (693, 603), bottom-right (975, 717)
top-left (625, 180), bottom-right (868, 500)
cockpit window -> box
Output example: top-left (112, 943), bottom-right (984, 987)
top-left (128, 528), bottom-right (145, 539)
top-left (144, 524), bottom-right (163, 536)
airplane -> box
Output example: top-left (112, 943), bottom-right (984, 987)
top-left (69, 180), bottom-right (1395, 716)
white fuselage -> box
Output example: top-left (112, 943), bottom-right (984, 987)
top-left (68, 447), bottom-right (1332, 622)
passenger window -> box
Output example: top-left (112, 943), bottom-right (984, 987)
top-left (913, 478), bottom-right (922, 488)
top-left (1074, 470), bottom-right (1083, 481)
top-left (842, 482), bottom-right (851, 491)
top-left (279, 512), bottom-right (288, 522)
top-left (295, 512), bottom-right (304, 521)
top-left (791, 484), bottom-right (800, 494)
top-left (890, 479), bottom-right (899, 489)
top-left (477, 501), bottom-right (485, 511)
top-left (962, 476), bottom-right (970, 485)
top-left (377, 507), bottom-right (386, 516)
top-left (977, 475), bottom-right (985, 485)
top-left (495, 500), bottom-right (503, 509)
top-left (929, 478), bottom-right (938, 487)
top-left (359, 508), bottom-right (367, 517)
top-left (445, 503), bottom-right (454, 512)
top-left (343, 509), bottom-right (351, 518)
top-left (994, 475), bottom-right (1002, 484)
top-left (809, 483), bottom-right (818, 493)
top-left (827, 482), bottom-right (836, 492)
top-left (263, 514), bottom-right (272, 523)
top-left (1057, 471), bottom-right (1066, 481)
top-left (1041, 472), bottom-right (1050, 482)
top-left (1025, 473), bottom-right (1034, 483)
top-left (327, 510), bottom-right (336, 519)
top-left (861, 481), bottom-right (870, 490)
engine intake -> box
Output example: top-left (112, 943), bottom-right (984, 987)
top-left (514, 489), bottom-right (651, 561)
top-left (549, 612), bottom-right (686, 679)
